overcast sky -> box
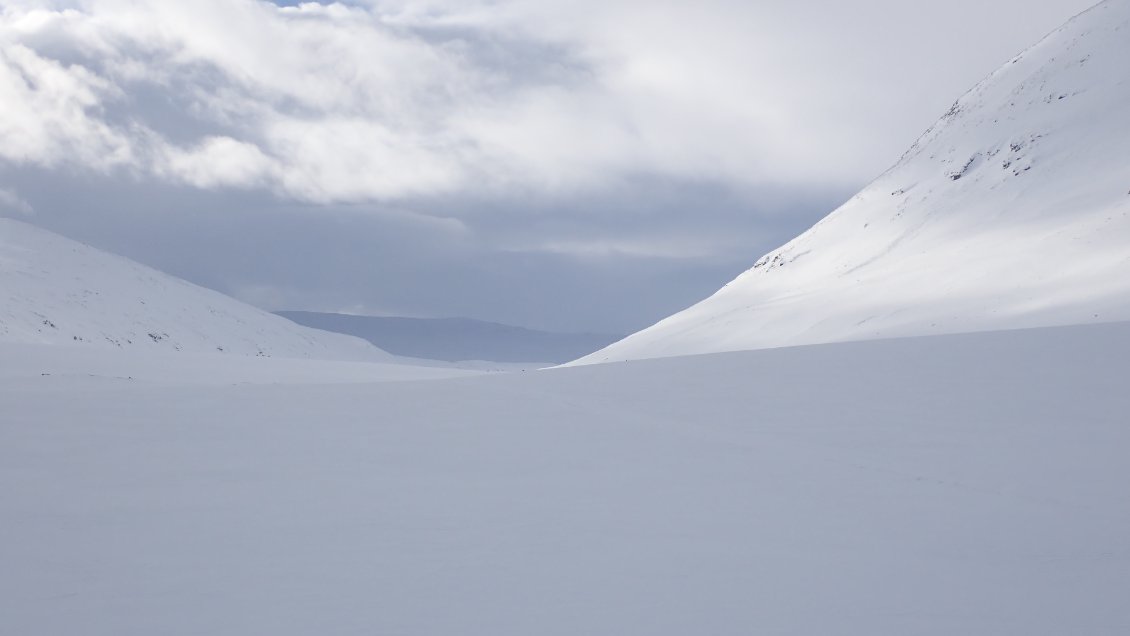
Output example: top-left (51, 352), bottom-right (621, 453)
top-left (0, 0), bottom-right (1097, 333)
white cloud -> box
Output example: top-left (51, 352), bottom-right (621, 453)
top-left (0, 0), bottom-right (483, 197)
top-left (0, 41), bottom-right (133, 169)
top-left (0, 187), bottom-right (35, 216)
top-left (0, 0), bottom-right (1097, 204)
top-left (160, 136), bottom-right (277, 189)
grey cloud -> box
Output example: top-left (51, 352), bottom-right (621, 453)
top-left (0, 186), bottom-right (34, 216)
top-left (5, 160), bottom-right (842, 332)
top-left (1, 0), bottom-right (1095, 205)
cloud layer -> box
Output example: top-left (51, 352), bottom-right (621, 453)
top-left (1, 0), bottom-right (1097, 205)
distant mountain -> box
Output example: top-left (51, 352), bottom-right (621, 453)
top-left (276, 311), bottom-right (622, 363)
top-left (575, 0), bottom-right (1130, 364)
top-left (0, 218), bottom-right (385, 360)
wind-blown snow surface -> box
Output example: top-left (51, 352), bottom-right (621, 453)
top-left (0, 218), bottom-right (383, 359)
top-left (3, 321), bottom-right (1130, 635)
top-left (578, 0), bottom-right (1130, 364)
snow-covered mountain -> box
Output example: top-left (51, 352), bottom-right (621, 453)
top-left (0, 218), bottom-right (385, 360)
top-left (576, 0), bottom-right (1130, 364)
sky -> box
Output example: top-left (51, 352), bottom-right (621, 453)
top-left (0, 0), bottom-right (1099, 333)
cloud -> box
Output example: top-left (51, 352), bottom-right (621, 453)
top-left (161, 136), bottom-right (277, 189)
top-left (0, 41), bottom-right (133, 170)
top-left (0, 0), bottom-right (1096, 206)
top-left (0, 0), bottom-right (601, 201)
top-left (0, 186), bottom-right (35, 216)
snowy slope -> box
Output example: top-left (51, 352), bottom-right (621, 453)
top-left (577, 0), bottom-right (1130, 364)
top-left (4, 321), bottom-right (1130, 635)
top-left (0, 218), bottom-right (385, 359)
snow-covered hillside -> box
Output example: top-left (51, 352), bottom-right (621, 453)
top-left (0, 218), bottom-right (384, 359)
top-left (577, 0), bottom-right (1130, 364)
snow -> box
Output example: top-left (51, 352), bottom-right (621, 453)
top-left (4, 4), bottom-right (1129, 634)
top-left (576, 0), bottom-right (1130, 364)
top-left (3, 320), bottom-right (1130, 635)
top-left (0, 217), bottom-right (385, 360)
top-left (0, 342), bottom-right (481, 386)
